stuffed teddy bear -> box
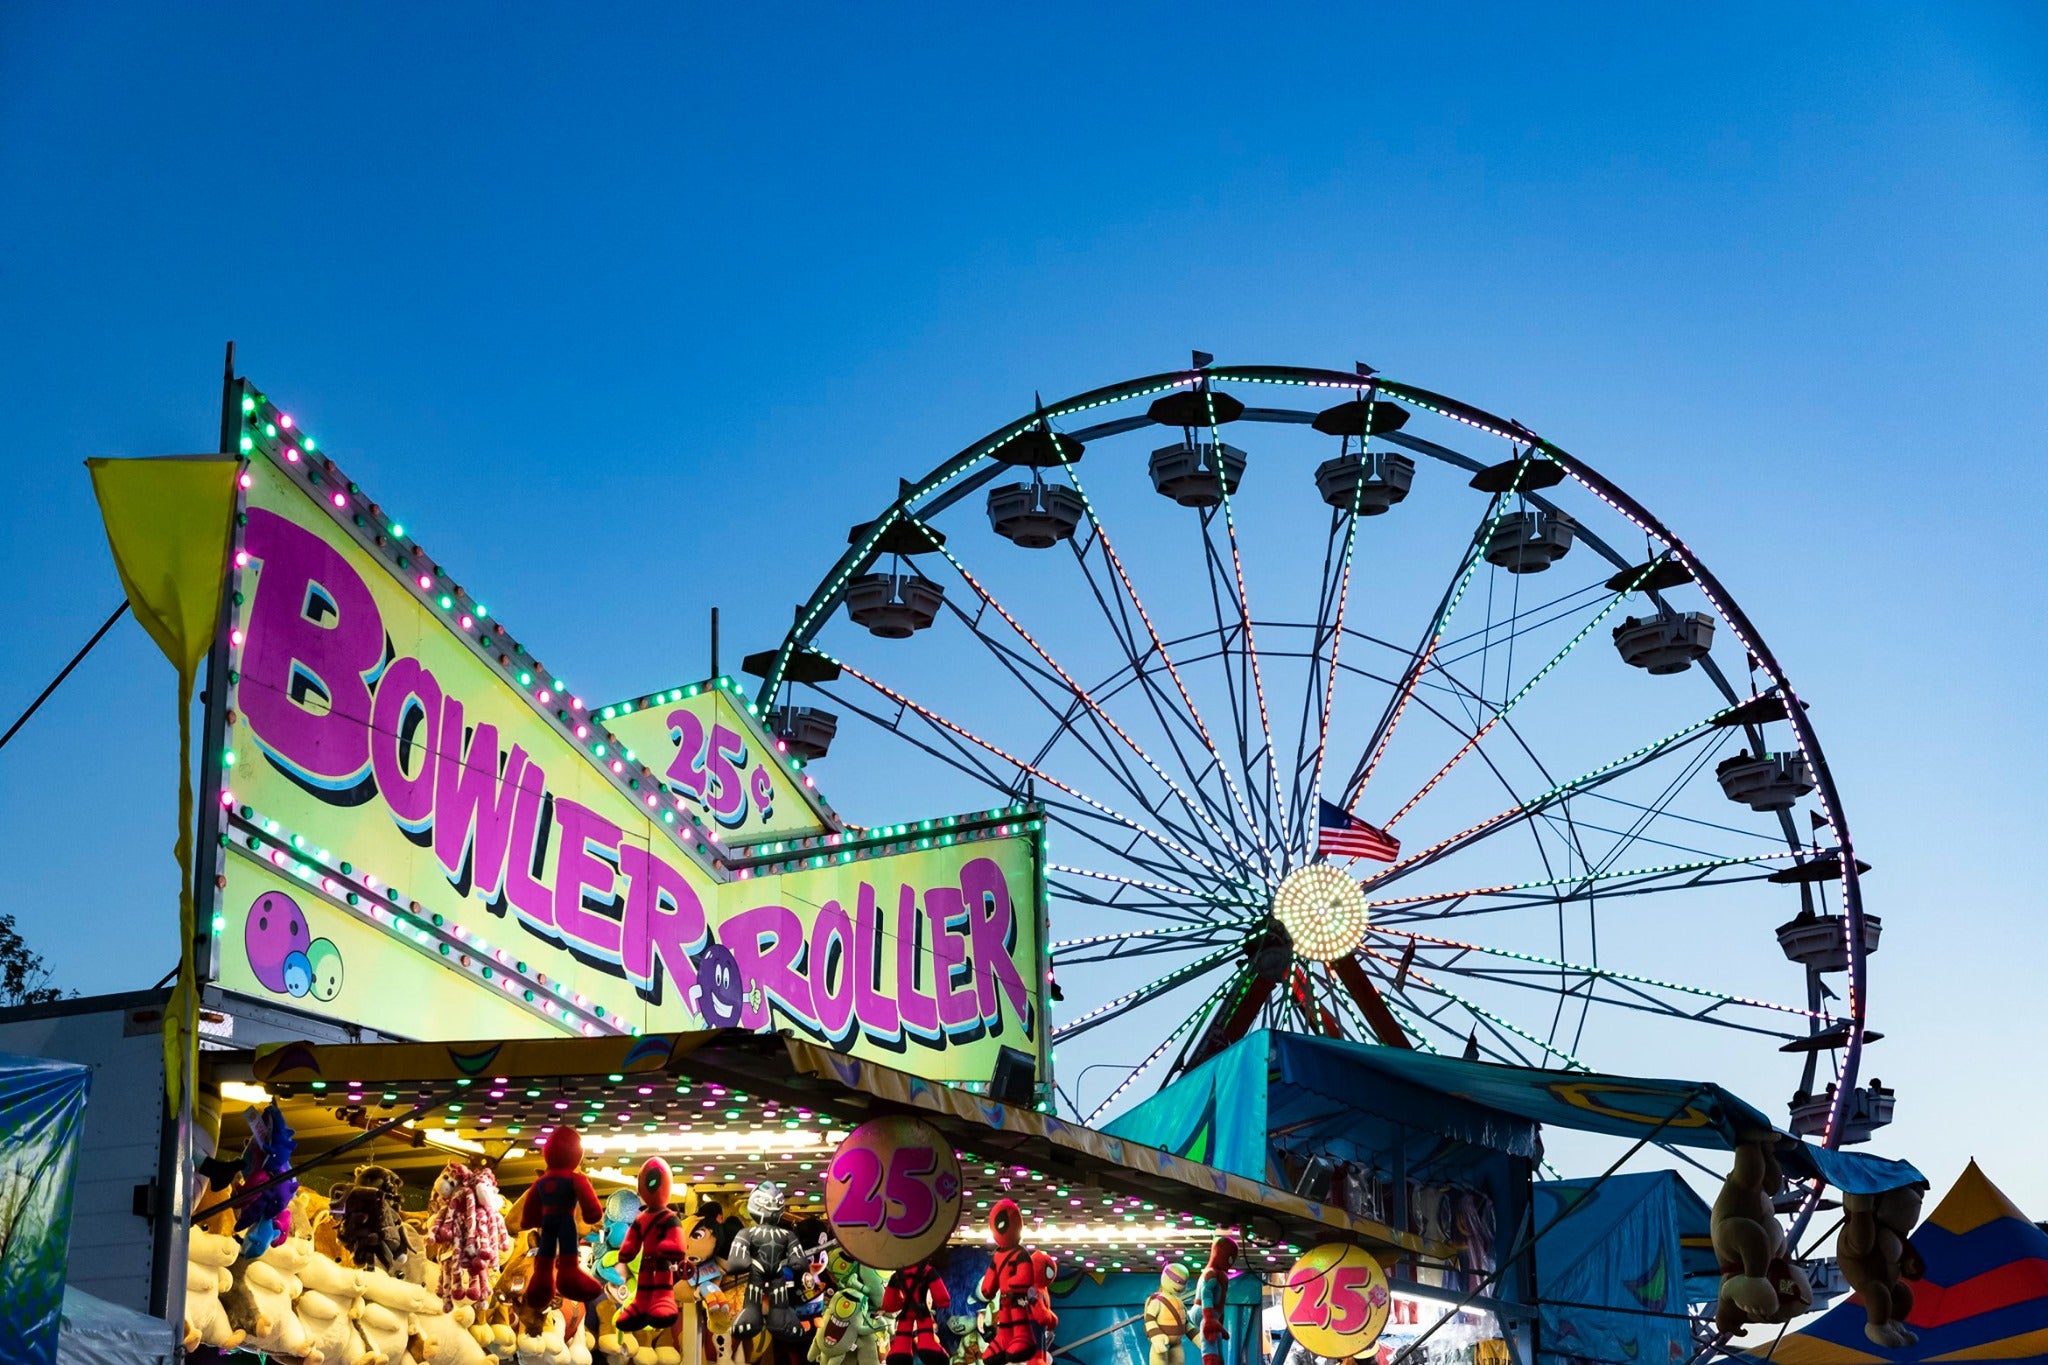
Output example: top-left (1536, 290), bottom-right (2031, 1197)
top-left (417, 1300), bottom-right (495, 1365)
top-left (225, 1234), bottom-right (322, 1362)
top-left (1837, 1184), bottom-right (1927, 1347)
top-left (185, 1227), bottom-right (249, 1353)
top-left (1711, 1140), bottom-right (1814, 1335)
top-left (298, 1243), bottom-right (378, 1365)
top-left (1142, 1263), bottom-right (1190, 1365)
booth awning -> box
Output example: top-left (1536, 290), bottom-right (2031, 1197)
top-left (213, 1028), bottom-right (1454, 1272)
top-left (1109, 1032), bottom-right (1924, 1195)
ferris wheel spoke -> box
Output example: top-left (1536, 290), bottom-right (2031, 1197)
top-left (1367, 847), bottom-right (1818, 922)
top-left (1357, 703), bottom-right (1735, 892)
top-left (1378, 556), bottom-right (1669, 832)
top-left (1046, 862), bottom-right (1262, 911)
top-left (1198, 388), bottom-right (1292, 850)
top-left (1051, 919), bottom-right (1251, 960)
top-left (1341, 452), bottom-right (1546, 809)
top-left (1083, 969), bottom-right (1243, 1123)
top-left (932, 544), bottom-right (1273, 878)
top-left (1055, 458), bottom-right (1273, 851)
top-left (1369, 928), bottom-right (1828, 1033)
top-left (1049, 945), bottom-right (1239, 1044)
top-left (1575, 730), bottom-right (1737, 878)
top-left (1433, 575), bottom-right (1614, 672)
top-left (1360, 945), bottom-right (1591, 1070)
top-left (821, 654), bottom-right (1248, 886)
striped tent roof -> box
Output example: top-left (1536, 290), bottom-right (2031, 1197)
top-left (1776, 1162), bottom-right (2048, 1364)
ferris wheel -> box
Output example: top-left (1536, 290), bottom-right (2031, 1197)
top-left (746, 360), bottom-right (1886, 1148)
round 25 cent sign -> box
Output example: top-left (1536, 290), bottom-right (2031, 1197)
top-left (824, 1115), bottom-right (963, 1268)
top-left (1282, 1242), bottom-right (1391, 1357)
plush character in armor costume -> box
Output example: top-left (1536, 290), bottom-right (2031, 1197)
top-left (731, 1181), bottom-right (810, 1354)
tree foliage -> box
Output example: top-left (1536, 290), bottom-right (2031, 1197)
top-left (0, 914), bottom-right (64, 1007)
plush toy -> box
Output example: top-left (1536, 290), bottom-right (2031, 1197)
top-left (184, 1226), bottom-right (249, 1354)
top-left (1142, 1262), bottom-right (1190, 1365)
top-left (813, 1250), bottom-right (887, 1365)
top-left (434, 1161), bottom-right (517, 1303)
top-left (335, 1164), bottom-right (412, 1275)
top-left (618, 1158), bottom-right (690, 1331)
top-left (1194, 1238), bottom-right (1235, 1365)
top-left (524, 1126), bottom-right (605, 1308)
top-left (945, 1314), bottom-right (984, 1365)
top-left (981, 1201), bottom-right (1056, 1365)
top-left (298, 1245), bottom-right (377, 1365)
top-left (225, 1234), bottom-right (322, 1362)
top-left (1837, 1184), bottom-right (1928, 1347)
top-left (593, 1188), bottom-right (646, 1294)
top-left (883, 1261), bottom-right (951, 1365)
top-left (1711, 1141), bottom-right (1814, 1335)
top-left (360, 1266), bottom-right (435, 1364)
top-left (730, 1182), bottom-right (809, 1349)
top-left (418, 1300), bottom-right (496, 1365)
top-left (235, 1101), bottom-right (301, 1257)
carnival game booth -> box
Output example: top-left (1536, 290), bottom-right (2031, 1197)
top-left (1108, 1032), bottom-right (1927, 1365)
top-left (191, 1027), bottom-right (1453, 1365)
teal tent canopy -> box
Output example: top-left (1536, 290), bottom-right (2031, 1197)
top-left (0, 1052), bottom-right (92, 1365)
top-left (1534, 1172), bottom-right (1713, 1365)
top-left (1106, 1033), bottom-right (1922, 1194)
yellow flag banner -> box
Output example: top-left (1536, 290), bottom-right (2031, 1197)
top-left (86, 456), bottom-right (241, 1108)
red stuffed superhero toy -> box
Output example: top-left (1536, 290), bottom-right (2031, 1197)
top-left (883, 1259), bottom-right (951, 1365)
top-left (618, 1157), bottom-right (688, 1331)
top-left (521, 1124), bottom-right (604, 1308)
top-left (979, 1200), bottom-right (1057, 1365)
top-left (1195, 1236), bottom-right (1237, 1365)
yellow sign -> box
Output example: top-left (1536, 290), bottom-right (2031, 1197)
top-left (1281, 1242), bottom-right (1390, 1358)
top-left (207, 386), bottom-right (1047, 1086)
top-left (597, 683), bottom-right (834, 846)
top-left (824, 1116), bottom-right (962, 1268)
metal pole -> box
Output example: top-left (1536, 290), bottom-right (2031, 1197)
top-left (711, 606), bottom-right (720, 677)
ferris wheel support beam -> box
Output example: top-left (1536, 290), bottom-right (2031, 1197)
top-left (1331, 953), bottom-right (1415, 1048)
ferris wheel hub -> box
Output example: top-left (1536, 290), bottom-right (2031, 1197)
top-left (1270, 863), bottom-right (1371, 963)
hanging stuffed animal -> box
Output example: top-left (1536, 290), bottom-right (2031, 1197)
top-left (945, 1314), bottom-right (984, 1365)
top-left (730, 1182), bottom-right (808, 1351)
top-left (883, 1261), bottom-right (951, 1365)
top-left (235, 1101), bottom-right (300, 1258)
top-left (1836, 1184), bottom-right (1928, 1347)
top-left (618, 1158), bottom-right (690, 1332)
top-left (1711, 1140), bottom-right (1813, 1335)
top-left (979, 1201), bottom-right (1055, 1365)
top-left (1194, 1237), bottom-right (1236, 1365)
top-left (523, 1126), bottom-right (605, 1309)
top-left (334, 1163), bottom-right (411, 1274)
top-left (591, 1187), bottom-right (645, 1295)
top-left (1142, 1263), bottom-right (1190, 1365)
top-left (433, 1161), bottom-right (516, 1303)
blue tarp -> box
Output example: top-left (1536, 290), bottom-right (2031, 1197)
top-left (1534, 1173), bottom-right (1710, 1365)
top-left (1108, 1032), bottom-right (1536, 1304)
top-left (1111, 1032), bottom-right (1923, 1198)
top-left (0, 1052), bottom-right (92, 1365)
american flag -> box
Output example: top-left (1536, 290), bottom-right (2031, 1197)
top-left (1318, 799), bottom-right (1400, 863)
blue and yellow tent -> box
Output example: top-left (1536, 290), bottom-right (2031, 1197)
top-left (1776, 1162), bottom-right (2048, 1365)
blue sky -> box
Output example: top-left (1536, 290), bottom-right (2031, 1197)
top-left (3, 4), bottom-right (2045, 1207)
